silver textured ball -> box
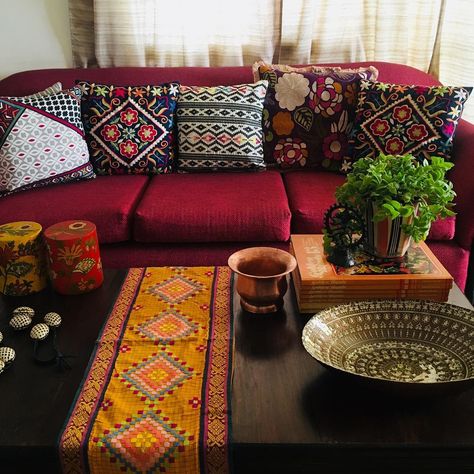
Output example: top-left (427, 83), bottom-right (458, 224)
top-left (13, 306), bottom-right (35, 319)
top-left (9, 314), bottom-right (32, 331)
top-left (30, 323), bottom-right (50, 341)
top-left (44, 312), bottom-right (62, 328)
top-left (0, 346), bottom-right (16, 365)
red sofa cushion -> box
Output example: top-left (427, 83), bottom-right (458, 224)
top-left (283, 170), bottom-right (346, 233)
top-left (428, 216), bottom-right (456, 241)
top-left (427, 241), bottom-right (470, 291)
top-left (0, 176), bottom-right (148, 243)
top-left (134, 171), bottom-right (291, 243)
top-left (284, 170), bottom-right (456, 240)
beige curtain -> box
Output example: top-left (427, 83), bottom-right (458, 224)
top-left (70, 0), bottom-right (473, 121)
top-left (70, 0), bottom-right (281, 67)
top-left (280, 0), bottom-right (443, 71)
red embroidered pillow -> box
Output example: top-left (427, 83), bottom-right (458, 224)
top-left (78, 81), bottom-right (180, 175)
top-left (348, 80), bottom-right (472, 171)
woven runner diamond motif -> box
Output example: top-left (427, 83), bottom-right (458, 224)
top-left (102, 411), bottom-right (185, 473)
top-left (145, 275), bottom-right (204, 304)
top-left (137, 308), bottom-right (198, 343)
top-left (122, 352), bottom-right (193, 400)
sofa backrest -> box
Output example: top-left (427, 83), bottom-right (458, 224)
top-left (0, 61), bottom-right (441, 96)
top-left (1, 62), bottom-right (471, 250)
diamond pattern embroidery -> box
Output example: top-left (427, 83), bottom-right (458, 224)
top-left (137, 308), bottom-right (198, 343)
top-left (145, 275), bottom-right (204, 304)
top-left (177, 82), bottom-right (268, 171)
top-left (102, 411), bottom-right (185, 473)
top-left (91, 98), bottom-right (167, 168)
top-left (360, 95), bottom-right (440, 156)
top-left (122, 352), bottom-right (192, 400)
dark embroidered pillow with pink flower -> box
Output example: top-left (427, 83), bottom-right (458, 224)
top-left (254, 66), bottom-right (378, 172)
top-left (348, 80), bottom-right (472, 170)
top-left (78, 81), bottom-right (179, 175)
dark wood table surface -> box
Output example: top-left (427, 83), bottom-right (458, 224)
top-left (0, 269), bottom-right (128, 473)
top-left (0, 268), bottom-right (473, 473)
top-left (232, 281), bottom-right (474, 474)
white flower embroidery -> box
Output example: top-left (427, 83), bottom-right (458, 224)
top-left (341, 160), bottom-right (352, 172)
top-left (168, 84), bottom-right (179, 95)
top-left (454, 89), bottom-right (468, 101)
top-left (449, 104), bottom-right (461, 118)
top-left (274, 73), bottom-right (310, 111)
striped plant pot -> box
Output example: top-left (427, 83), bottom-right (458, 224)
top-left (364, 201), bottom-right (417, 258)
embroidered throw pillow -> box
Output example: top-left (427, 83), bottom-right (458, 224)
top-left (348, 80), bottom-right (472, 170)
top-left (252, 61), bottom-right (378, 83)
top-left (7, 82), bottom-right (63, 101)
top-left (0, 87), bottom-right (95, 196)
top-left (254, 64), bottom-right (378, 172)
top-left (176, 81), bottom-right (268, 171)
top-left (79, 81), bottom-right (180, 175)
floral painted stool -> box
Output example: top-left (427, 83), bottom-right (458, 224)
top-left (44, 220), bottom-right (103, 295)
top-left (0, 221), bottom-right (47, 295)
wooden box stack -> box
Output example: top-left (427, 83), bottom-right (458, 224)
top-left (290, 234), bottom-right (453, 313)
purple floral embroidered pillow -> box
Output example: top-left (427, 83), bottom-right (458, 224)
top-left (349, 80), bottom-right (472, 170)
top-left (254, 65), bottom-right (378, 172)
top-left (78, 81), bottom-right (180, 175)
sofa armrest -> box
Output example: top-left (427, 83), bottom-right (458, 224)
top-left (451, 118), bottom-right (474, 251)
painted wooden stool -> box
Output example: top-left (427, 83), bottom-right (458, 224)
top-left (0, 221), bottom-right (47, 296)
top-left (44, 220), bottom-right (103, 295)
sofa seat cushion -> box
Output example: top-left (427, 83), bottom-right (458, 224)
top-left (0, 176), bottom-right (148, 243)
top-left (427, 241), bottom-right (469, 291)
top-left (428, 216), bottom-right (456, 241)
top-left (134, 170), bottom-right (291, 243)
top-left (284, 170), bottom-right (456, 240)
top-left (283, 170), bottom-right (346, 233)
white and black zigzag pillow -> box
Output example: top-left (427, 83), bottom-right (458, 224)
top-left (176, 80), bottom-right (268, 172)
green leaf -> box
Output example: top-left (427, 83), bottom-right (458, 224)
top-left (388, 200), bottom-right (401, 210)
top-left (293, 107), bottom-right (313, 132)
top-left (399, 206), bottom-right (414, 217)
top-left (381, 203), bottom-right (400, 219)
top-left (262, 71), bottom-right (278, 88)
top-left (8, 261), bottom-right (33, 278)
top-left (335, 153), bottom-right (456, 241)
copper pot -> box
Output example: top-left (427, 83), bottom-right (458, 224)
top-left (228, 247), bottom-right (297, 314)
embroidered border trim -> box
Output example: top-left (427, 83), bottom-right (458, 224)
top-left (58, 268), bottom-right (143, 474)
top-left (58, 267), bottom-right (233, 474)
top-left (200, 266), bottom-right (233, 473)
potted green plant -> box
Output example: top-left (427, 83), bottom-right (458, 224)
top-left (335, 153), bottom-right (456, 258)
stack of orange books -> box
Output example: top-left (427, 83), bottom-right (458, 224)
top-left (290, 234), bottom-right (453, 313)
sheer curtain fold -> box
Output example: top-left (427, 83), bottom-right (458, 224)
top-left (70, 0), bottom-right (281, 67)
top-left (69, 0), bottom-right (473, 120)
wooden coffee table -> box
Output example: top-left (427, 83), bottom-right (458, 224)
top-left (232, 281), bottom-right (474, 474)
top-left (0, 269), bottom-right (128, 473)
top-left (0, 268), bottom-right (472, 473)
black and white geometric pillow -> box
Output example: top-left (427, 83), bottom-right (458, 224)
top-left (0, 87), bottom-right (95, 196)
top-left (177, 80), bottom-right (268, 171)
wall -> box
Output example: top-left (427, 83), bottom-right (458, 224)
top-left (0, 0), bottom-right (72, 80)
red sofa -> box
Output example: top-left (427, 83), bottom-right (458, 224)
top-left (0, 62), bottom-right (472, 296)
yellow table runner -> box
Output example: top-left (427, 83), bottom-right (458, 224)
top-left (59, 266), bottom-right (233, 473)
